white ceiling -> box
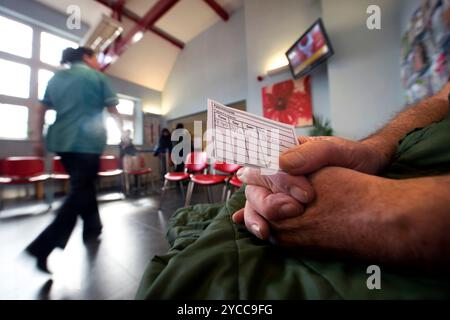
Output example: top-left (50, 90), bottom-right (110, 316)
top-left (125, 0), bottom-right (160, 17)
top-left (155, 0), bottom-right (223, 43)
top-left (33, 0), bottom-right (243, 92)
top-left (107, 30), bottom-right (180, 91)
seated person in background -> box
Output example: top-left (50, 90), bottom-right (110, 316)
top-left (119, 130), bottom-right (143, 193)
top-left (232, 82), bottom-right (450, 271)
top-left (154, 128), bottom-right (173, 179)
top-left (119, 129), bottom-right (138, 164)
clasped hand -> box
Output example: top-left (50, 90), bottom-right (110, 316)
top-left (232, 136), bottom-right (388, 246)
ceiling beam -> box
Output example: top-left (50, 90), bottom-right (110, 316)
top-left (121, 6), bottom-right (184, 49)
top-left (149, 26), bottom-right (184, 49)
top-left (203, 0), bottom-right (229, 21)
top-left (95, 0), bottom-right (184, 49)
top-left (111, 0), bottom-right (126, 21)
top-left (113, 0), bottom-right (179, 58)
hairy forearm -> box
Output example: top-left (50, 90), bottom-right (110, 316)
top-left (362, 94), bottom-right (449, 167)
top-left (374, 174), bottom-right (450, 270)
top-left (299, 169), bottom-right (450, 272)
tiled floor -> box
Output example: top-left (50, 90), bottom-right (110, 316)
top-left (0, 184), bottom-right (218, 300)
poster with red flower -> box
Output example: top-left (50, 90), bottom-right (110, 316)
top-left (262, 76), bottom-right (313, 127)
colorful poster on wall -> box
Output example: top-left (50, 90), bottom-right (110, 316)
top-left (401, 0), bottom-right (450, 104)
top-left (262, 76), bottom-right (313, 127)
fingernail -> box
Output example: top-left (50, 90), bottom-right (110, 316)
top-left (289, 186), bottom-right (309, 203)
top-left (237, 168), bottom-right (245, 179)
top-left (281, 152), bottom-right (306, 168)
top-left (251, 224), bottom-right (262, 239)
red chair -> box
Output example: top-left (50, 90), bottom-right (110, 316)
top-left (98, 155), bottom-right (124, 194)
top-left (50, 156), bottom-right (70, 197)
top-left (98, 156), bottom-right (123, 177)
top-left (52, 156), bottom-right (69, 180)
top-left (185, 161), bottom-right (241, 206)
top-left (0, 157), bottom-right (50, 210)
top-left (229, 175), bottom-right (243, 188)
top-left (226, 175), bottom-right (243, 201)
top-left (123, 155), bottom-right (153, 196)
top-left (159, 151), bottom-right (208, 209)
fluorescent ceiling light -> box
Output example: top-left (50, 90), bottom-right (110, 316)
top-left (81, 14), bottom-right (123, 53)
top-left (132, 31), bottom-right (144, 44)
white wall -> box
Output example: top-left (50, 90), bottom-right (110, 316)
top-left (163, 0), bottom-right (414, 140)
top-left (321, 0), bottom-right (405, 139)
top-left (162, 7), bottom-right (247, 120)
top-left (244, 0), bottom-right (330, 136)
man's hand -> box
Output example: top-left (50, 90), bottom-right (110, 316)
top-left (232, 135), bottom-right (390, 240)
top-left (235, 167), bottom-right (450, 270)
top-left (280, 136), bottom-right (389, 176)
top-left (232, 168), bottom-right (315, 240)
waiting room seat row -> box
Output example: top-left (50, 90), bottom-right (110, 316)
top-left (159, 151), bottom-right (243, 209)
top-left (0, 155), bottom-right (153, 210)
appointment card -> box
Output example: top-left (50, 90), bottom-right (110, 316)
top-left (206, 99), bottom-right (298, 171)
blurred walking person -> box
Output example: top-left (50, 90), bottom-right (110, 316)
top-left (26, 47), bottom-right (123, 273)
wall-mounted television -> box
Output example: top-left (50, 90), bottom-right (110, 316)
top-left (285, 18), bottom-right (334, 79)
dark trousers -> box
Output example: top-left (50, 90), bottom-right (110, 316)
top-left (27, 152), bottom-right (102, 257)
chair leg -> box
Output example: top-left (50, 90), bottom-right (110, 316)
top-left (159, 179), bottom-right (169, 209)
top-left (123, 173), bottom-right (130, 196)
top-left (221, 183), bottom-right (228, 203)
top-left (45, 179), bottom-right (54, 210)
top-left (119, 174), bottom-right (125, 195)
top-left (137, 174), bottom-right (142, 195)
top-left (206, 186), bottom-right (213, 203)
top-left (185, 181), bottom-right (195, 207)
top-left (178, 181), bottom-right (185, 202)
top-left (0, 185), bottom-right (4, 211)
top-left (226, 188), bottom-right (232, 201)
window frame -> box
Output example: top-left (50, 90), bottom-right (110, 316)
top-left (0, 13), bottom-right (143, 145)
top-left (0, 12), bottom-right (80, 141)
top-left (106, 94), bottom-right (141, 146)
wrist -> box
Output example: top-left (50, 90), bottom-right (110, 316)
top-left (373, 177), bottom-right (450, 269)
top-left (360, 138), bottom-right (394, 173)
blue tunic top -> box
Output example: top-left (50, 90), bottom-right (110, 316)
top-left (40, 62), bottom-right (118, 154)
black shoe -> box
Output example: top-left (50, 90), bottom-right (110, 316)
top-left (25, 247), bottom-right (51, 274)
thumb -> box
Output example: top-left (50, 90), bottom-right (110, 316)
top-left (280, 139), bottom-right (348, 175)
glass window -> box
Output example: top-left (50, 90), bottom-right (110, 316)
top-left (123, 119), bottom-right (134, 133)
top-left (0, 104), bottom-right (28, 139)
top-left (0, 15), bottom-right (33, 58)
top-left (38, 69), bottom-right (55, 100)
top-left (106, 116), bottom-right (121, 145)
top-left (40, 32), bottom-right (77, 66)
top-left (45, 110), bottom-right (56, 125)
top-left (117, 98), bottom-right (135, 115)
top-left (106, 117), bottom-right (134, 145)
top-left (0, 59), bottom-right (30, 98)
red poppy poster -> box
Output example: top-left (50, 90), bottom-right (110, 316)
top-left (262, 76), bottom-right (313, 127)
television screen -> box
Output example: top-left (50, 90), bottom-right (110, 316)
top-left (286, 19), bottom-right (334, 79)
